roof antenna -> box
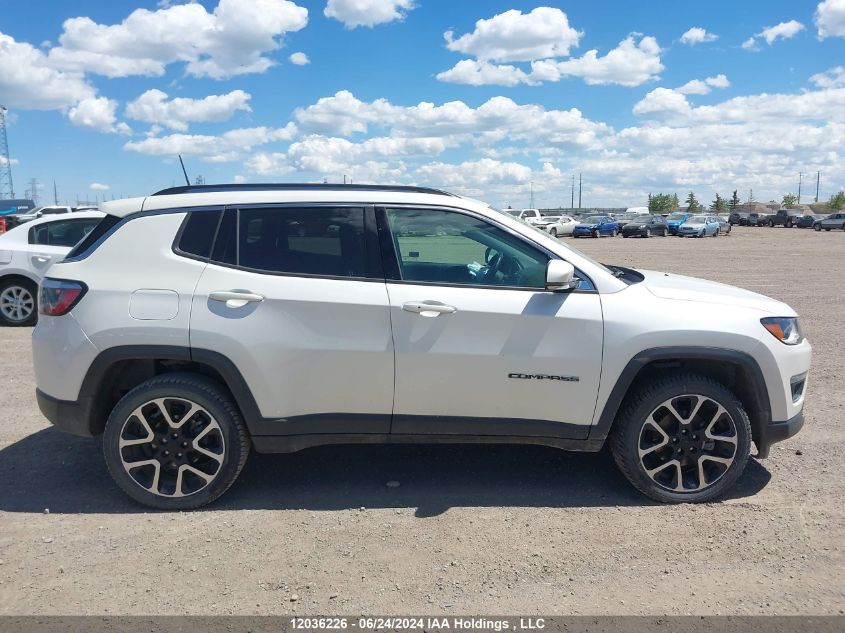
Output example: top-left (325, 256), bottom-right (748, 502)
top-left (178, 154), bottom-right (190, 186)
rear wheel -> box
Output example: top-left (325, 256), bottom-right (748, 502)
top-left (661, 228), bottom-right (668, 237)
top-left (713, 227), bottom-right (719, 237)
top-left (591, 229), bottom-right (598, 238)
top-left (611, 228), bottom-right (618, 237)
top-left (103, 373), bottom-right (250, 510)
top-left (610, 373), bottom-right (751, 503)
top-left (0, 278), bottom-right (37, 326)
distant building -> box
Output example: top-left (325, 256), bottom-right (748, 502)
top-left (0, 198), bottom-right (35, 215)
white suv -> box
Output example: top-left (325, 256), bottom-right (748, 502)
top-left (32, 184), bottom-right (811, 509)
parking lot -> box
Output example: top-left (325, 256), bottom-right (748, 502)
top-left (0, 225), bottom-right (842, 615)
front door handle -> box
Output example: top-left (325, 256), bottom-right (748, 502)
top-left (402, 301), bottom-right (457, 317)
top-left (209, 291), bottom-right (265, 307)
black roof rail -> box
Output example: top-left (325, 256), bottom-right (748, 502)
top-left (151, 183), bottom-right (458, 197)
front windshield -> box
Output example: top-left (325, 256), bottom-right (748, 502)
top-left (691, 215), bottom-right (708, 222)
top-left (668, 212), bottom-right (687, 220)
top-left (585, 215), bottom-right (604, 222)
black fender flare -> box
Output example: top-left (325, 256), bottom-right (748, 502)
top-left (589, 346), bottom-right (772, 445)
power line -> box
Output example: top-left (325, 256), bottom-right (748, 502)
top-left (0, 106), bottom-right (14, 198)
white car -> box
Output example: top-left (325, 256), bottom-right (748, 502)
top-left (32, 184), bottom-right (809, 509)
top-left (546, 215), bottom-right (577, 237)
top-left (0, 211), bottom-right (103, 326)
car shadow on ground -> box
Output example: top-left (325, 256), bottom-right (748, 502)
top-left (0, 427), bottom-right (772, 515)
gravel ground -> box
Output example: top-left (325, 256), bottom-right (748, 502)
top-left (0, 225), bottom-right (843, 615)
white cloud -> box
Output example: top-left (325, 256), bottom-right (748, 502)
top-left (437, 35), bottom-right (663, 87)
top-left (324, 0), bottom-right (415, 29)
top-left (418, 158), bottom-right (531, 189)
top-left (744, 19), bottom-right (805, 49)
top-left (676, 74), bottom-right (730, 95)
top-left (124, 123), bottom-right (297, 162)
top-left (125, 89), bottom-right (252, 131)
top-left (436, 59), bottom-right (534, 87)
top-left (289, 51), bottom-right (310, 65)
top-left (741, 37), bottom-right (759, 51)
top-left (0, 32), bottom-right (95, 110)
top-left (811, 66), bottom-right (845, 88)
top-left (679, 27), bottom-right (718, 45)
top-left (293, 91), bottom-right (610, 149)
top-left (530, 35), bottom-right (663, 87)
top-left (759, 20), bottom-right (805, 44)
top-left (816, 0), bottom-right (845, 38)
top-left (46, 0), bottom-right (308, 79)
top-left (633, 88), bottom-right (693, 117)
top-left (444, 7), bottom-right (581, 62)
top-left (89, 182), bottom-right (110, 191)
top-left (68, 97), bottom-right (130, 134)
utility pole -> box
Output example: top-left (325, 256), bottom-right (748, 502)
top-left (570, 175), bottom-right (575, 210)
top-left (0, 106), bottom-right (14, 198)
top-left (26, 177), bottom-right (39, 205)
top-left (815, 171), bottom-right (820, 203)
top-left (578, 173), bottom-right (582, 209)
top-left (528, 181), bottom-right (534, 208)
top-left (53, 180), bottom-right (58, 205)
top-left (797, 172), bottom-right (803, 204)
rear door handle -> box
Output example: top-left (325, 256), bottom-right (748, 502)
top-left (402, 301), bottom-right (457, 317)
top-left (209, 291), bottom-right (265, 307)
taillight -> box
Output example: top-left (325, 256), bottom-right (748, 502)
top-left (39, 279), bottom-right (87, 316)
top-left (0, 218), bottom-right (6, 233)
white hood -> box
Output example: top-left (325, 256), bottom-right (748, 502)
top-left (637, 269), bottom-right (794, 316)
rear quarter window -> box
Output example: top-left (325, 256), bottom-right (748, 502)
top-left (176, 211), bottom-right (222, 259)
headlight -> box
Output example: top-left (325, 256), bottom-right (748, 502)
top-left (761, 317), bottom-right (802, 345)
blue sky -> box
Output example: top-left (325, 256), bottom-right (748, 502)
top-left (1, 0), bottom-right (843, 208)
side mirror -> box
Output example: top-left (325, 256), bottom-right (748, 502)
top-left (546, 260), bottom-right (578, 291)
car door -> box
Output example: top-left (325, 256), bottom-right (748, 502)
top-left (190, 205), bottom-right (394, 435)
top-left (26, 217), bottom-right (101, 273)
top-left (380, 206), bottom-right (604, 439)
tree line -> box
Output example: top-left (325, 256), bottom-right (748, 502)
top-left (648, 190), bottom-right (845, 213)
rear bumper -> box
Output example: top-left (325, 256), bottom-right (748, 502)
top-left (36, 389), bottom-right (98, 437)
top-left (756, 409), bottom-right (804, 458)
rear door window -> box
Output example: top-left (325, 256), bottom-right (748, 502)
top-left (212, 207), bottom-right (368, 278)
top-left (176, 211), bottom-right (222, 259)
top-left (29, 218), bottom-right (101, 247)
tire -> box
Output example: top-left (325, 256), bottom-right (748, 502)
top-left (768, 221), bottom-right (774, 227)
top-left (592, 229), bottom-right (598, 238)
top-left (825, 228), bottom-right (831, 231)
top-left (0, 278), bottom-right (38, 326)
top-left (786, 221), bottom-right (793, 228)
top-left (550, 227), bottom-right (558, 237)
top-left (814, 224), bottom-right (821, 231)
top-left (103, 373), bottom-right (250, 510)
top-left (622, 234), bottom-right (629, 238)
top-left (610, 373), bottom-right (752, 503)
top-left (611, 228), bottom-right (618, 237)
top-left (644, 228), bottom-right (651, 238)
top-left (662, 228), bottom-right (668, 237)
top-left (713, 227), bottom-right (719, 237)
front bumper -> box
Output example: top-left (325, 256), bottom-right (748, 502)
top-left (36, 389), bottom-right (98, 437)
top-left (756, 409), bottom-right (804, 458)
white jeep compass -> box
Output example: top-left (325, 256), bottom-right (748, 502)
top-left (32, 184), bottom-right (811, 509)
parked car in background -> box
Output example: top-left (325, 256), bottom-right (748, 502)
top-left (4, 205), bottom-right (73, 230)
top-left (768, 209), bottom-right (803, 227)
top-left (814, 212), bottom-right (845, 231)
top-left (0, 211), bottom-right (103, 326)
top-left (546, 215), bottom-right (577, 237)
top-left (573, 215), bottom-right (621, 238)
top-left (714, 215), bottom-right (732, 235)
top-left (728, 212), bottom-right (748, 225)
top-left (677, 215), bottom-right (722, 238)
top-left (31, 183), bottom-right (810, 508)
top-left (795, 214), bottom-right (825, 228)
top-left (666, 212), bottom-right (693, 235)
top-left (621, 214), bottom-right (668, 238)
top-left (746, 212), bottom-right (771, 227)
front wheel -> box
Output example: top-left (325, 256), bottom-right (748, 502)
top-left (610, 373), bottom-right (751, 503)
top-left (103, 373), bottom-right (250, 510)
top-left (0, 278), bottom-right (38, 326)
top-left (713, 227), bottom-right (719, 237)
top-left (592, 229), bottom-right (598, 238)
top-left (550, 227), bottom-right (558, 237)
top-left (644, 228), bottom-right (651, 238)
top-left (814, 224), bottom-right (821, 231)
